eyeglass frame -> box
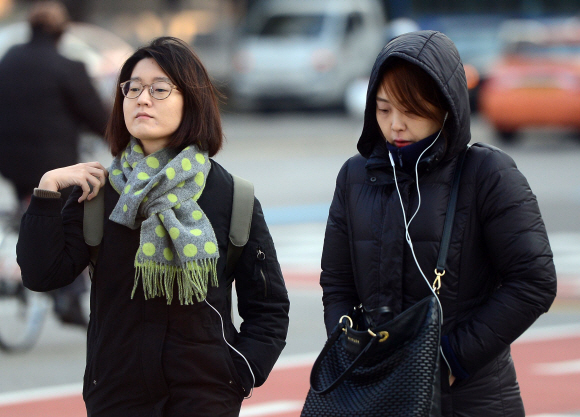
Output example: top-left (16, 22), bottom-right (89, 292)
top-left (119, 80), bottom-right (179, 100)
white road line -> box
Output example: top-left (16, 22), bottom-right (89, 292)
top-left (273, 352), bottom-right (318, 370)
top-left (529, 414), bottom-right (579, 417)
top-left (1, 322), bottom-right (579, 410)
top-left (534, 359), bottom-right (580, 376)
top-left (516, 323), bottom-right (580, 343)
top-left (0, 383), bottom-right (82, 406)
top-left (240, 400), bottom-right (304, 417)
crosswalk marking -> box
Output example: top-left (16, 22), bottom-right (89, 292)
top-left (534, 359), bottom-right (580, 376)
top-left (240, 401), bottom-right (304, 417)
top-left (270, 224), bottom-right (580, 296)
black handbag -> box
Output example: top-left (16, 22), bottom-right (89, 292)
top-left (301, 149), bottom-right (468, 417)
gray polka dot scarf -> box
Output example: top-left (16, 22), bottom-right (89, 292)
top-left (108, 138), bottom-right (218, 305)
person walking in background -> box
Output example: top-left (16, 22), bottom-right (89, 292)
top-left (16, 36), bottom-right (289, 417)
top-left (319, 31), bottom-right (556, 416)
top-left (0, 1), bottom-right (109, 326)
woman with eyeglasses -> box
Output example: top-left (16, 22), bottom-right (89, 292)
top-left (17, 37), bottom-right (290, 417)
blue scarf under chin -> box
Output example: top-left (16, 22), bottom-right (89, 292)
top-left (386, 132), bottom-right (439, 175)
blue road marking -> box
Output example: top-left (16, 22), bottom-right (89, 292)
top-left (262, 203), bottom-right (330, 225)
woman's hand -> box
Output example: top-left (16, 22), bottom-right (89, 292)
top-left (449, 374), bottom-right (456, 387)
top-left (38, 162), bottom-right (108, 203)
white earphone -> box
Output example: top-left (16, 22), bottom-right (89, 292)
top-left (388, 111), bottom-right (451, 370)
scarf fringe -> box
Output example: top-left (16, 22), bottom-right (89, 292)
top-left (132, 258), bottom-right (218, 305)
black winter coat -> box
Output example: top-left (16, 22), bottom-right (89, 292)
top-left (0, 32), bottom-right (108, 198)
top-left (17, 160), bottom-right (290, 417)
top-left (320, 31), bottom-right (556, 417)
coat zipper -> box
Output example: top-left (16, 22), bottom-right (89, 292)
top-left (256, 247), bottom-right (268, 297)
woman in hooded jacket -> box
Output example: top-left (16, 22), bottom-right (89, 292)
top-left (320, 31), bottom-right (556, 416)
top-left (17, 37), bottom-right (289, 417)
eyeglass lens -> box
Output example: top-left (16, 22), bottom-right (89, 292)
top-left (122, 81), bottom-right (173, 99)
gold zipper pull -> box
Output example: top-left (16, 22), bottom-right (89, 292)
top-left (433, 269), bottom-right (445, 294)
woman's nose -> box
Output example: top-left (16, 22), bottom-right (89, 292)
top-left (391, 112), bottom-right (405, 131)
top-left (137, 88), bottom-right (153, 105)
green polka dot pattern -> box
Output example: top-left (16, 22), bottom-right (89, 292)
top-left (163, 248), bottom-right (174, 261)
top-left (155, 225), bottom-right (166, 237)
top-left (143, 243), bottom-right (156, 256)
top-left (169, 227), bottom-right (180, 239)
top-left (147, 157), bottom-right (159, 169)
top-left (204, 242), bottom-right (217, 254)
top-left (183, 244), bottom-right (197, 257)
top-left (108, 137), bottom-right (218, 305)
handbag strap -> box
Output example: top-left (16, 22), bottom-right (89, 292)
top-left (309, 322), bottom-right (379, 395)
top-left (432, 146), bottom-right (469, 293)
top-left (310, 147), bottom-right (469, 394)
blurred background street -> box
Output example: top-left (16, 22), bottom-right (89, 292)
top-left (0, 0), bottom-right (579, 416)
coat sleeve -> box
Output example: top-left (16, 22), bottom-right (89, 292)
top-left (445, 149), bottom-right (557, 379)
top-left (320, 160), bottom-right (360, 336)
top-left (17, 187), bottom-right (90, 291)
top-left (231, 197), bottom-right (290, 389)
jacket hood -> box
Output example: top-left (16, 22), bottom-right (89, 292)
top-left (357, 30), bottom-right (471, 162)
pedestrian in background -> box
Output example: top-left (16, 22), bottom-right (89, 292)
top-left (17, 36), bottom-right (289, 417)
top-left (319, 30), bottom-right (557, 416)
top-left (0, 0), bottom-right (108, 326)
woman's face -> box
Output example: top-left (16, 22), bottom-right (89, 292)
top-left (123, 58), bottom-right (184, 155)
top-left (375, 85), bottom-right (443, 148)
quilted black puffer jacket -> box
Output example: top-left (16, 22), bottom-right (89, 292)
top-left (320, 31), bottom-right (557, 416)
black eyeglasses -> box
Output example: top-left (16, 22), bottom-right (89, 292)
top-left (119, 80), bottom-right (178, 100)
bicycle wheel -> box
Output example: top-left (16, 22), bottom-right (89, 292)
top-left (0, 219), bottom-right (50, 352)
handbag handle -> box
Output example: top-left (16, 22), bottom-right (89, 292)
top-left (309, 321), bottom-right (379, 395)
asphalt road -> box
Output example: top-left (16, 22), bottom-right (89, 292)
top-left (1, 111), bottom-right (579, 416)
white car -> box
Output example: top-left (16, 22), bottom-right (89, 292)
top-left (230, 0), bottom-right (386, 110)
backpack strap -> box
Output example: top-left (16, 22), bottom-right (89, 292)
top-left (83, 175), bottom-right (255, 288)
top-left (83, 189), bottom-right (105, 278)
top-left (225, 175), bottom-right (255, 284)
top-left (224, 175), bottom-right (254, 319)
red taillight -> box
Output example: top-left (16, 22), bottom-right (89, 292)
top-left (463, 64), bottom-right (480, 90)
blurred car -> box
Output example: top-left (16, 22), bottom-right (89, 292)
top-left (0, 21), bottom-right (134, 108)
top-left (230, 0), bottom-right (386, 110)
top-left (418, 15), bottom-right (505, 113)
top-left (479, 19), bottom-right (580, 141)
top-left (344, 17), bottom-right (419, 118)
top-left (344, 16), bottom-right (499, 118)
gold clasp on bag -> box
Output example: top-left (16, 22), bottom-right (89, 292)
top-left (339, 315), bottom-right (353, 333)
top-left (368, 329), bottom-right (389, 342)
top-left (433, 269), bottom-right (445, 294)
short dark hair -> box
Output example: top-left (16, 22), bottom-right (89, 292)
top-left (379, 58), bottom-right (448, 124)
top-left (106, 37), bottom-right (224, 157)
top-left (28, 1), bottom-right (69, 39)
